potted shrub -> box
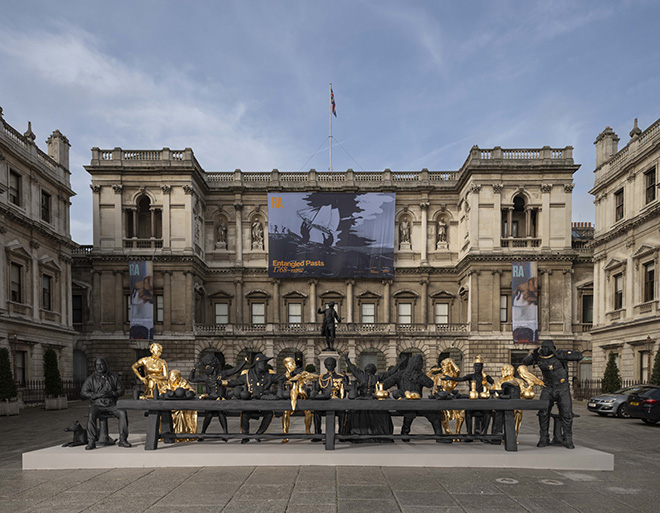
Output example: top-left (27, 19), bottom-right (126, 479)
top-left (43, 348), bottom-right (67, 410)
top-left (0, 347), bottom-right (19, 416)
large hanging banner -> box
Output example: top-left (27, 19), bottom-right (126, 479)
top-left (512, 261), bottom-right (538, 344)
top-left (268, 192), bottom-right (395, 278)
top-left (129, 260), bottom-right (154, 340)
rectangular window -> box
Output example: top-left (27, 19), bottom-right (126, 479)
top-left (434, 303), bottom-right (449, 324)
top-left (644, 262), bottom-right (655, 303)
top-left (15, 350), bottom-right (27, 385)
top-left (42, 274), bottom-right (52, 311)
top-left (582, 294), bottom-right (593, 323)
top-left (125, 210), bottom-right (135, 238)
top-left (156, 294), bottom-right (164, 323)
top-left (41, 190), bottom-right (51, 223)
top-left (72, 294), bottom-right (83, 324)
top-left (645, 167), bottom-right (656, 205)
top-left (10, 263), bottom-right (22, 303)
top-left (510, 350), bottom-right (528, 368)
top-left (500, 295), bottom-right (509, 322)
top-left (125, 294), bottom-right (131, 323)
top-left (615, 189), bottom-right (624, 221)
top-left (251, 302), bottom-right (265, 324)
top-left (511, 221), bottom-right (519, 238)
top-left (614, 274), bottom-right (623, 310)
top-left (9, 171), bottom-right (21, 206)
top-left (288, 303), bottom-right (302, 324)
top-left (640, 351), bottom-right (650, 382)
top-left (361, 303), bottom-right (375, 324)
top-left (214, 303), bottom-right (229, 324)
top-left (397, 302), bottom-right (412, 324)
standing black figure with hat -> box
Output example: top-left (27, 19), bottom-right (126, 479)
top-left (522, 340), bottom-right (582, 448)
top-left (226, 353), bottom-right (284, 443)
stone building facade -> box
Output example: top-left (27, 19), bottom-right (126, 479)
top-left (590, 117), bottom-right (660, 382)
top-left (72, 144), bottom-right (593, 385)
top-left (0, 108), bottom-right (76, 384)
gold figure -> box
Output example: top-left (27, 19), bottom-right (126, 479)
top-left (281, 357), bottom-right (316, 443)
top-left (428, 358), bottom-right (465, 435)
top-left (517, 364), bottom-right (545, 399)
top-left (167, 369), bottom-right (198, 440)
top-left (131, 342), bottom-right (169, 399)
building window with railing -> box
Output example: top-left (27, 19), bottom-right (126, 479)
top-left (361, 303), bottom-right (375, 324)
top-left (251, 302), bottom-right (265, 324)
top-left (581, 294), bottom-right (593, 323)
top-left (614, 273), bottom-right (623, 310)
top-left (643, 262), bottom-right (655, 302)
top-left (41, 190), bottom-right (51, 223)
top-left (10, 263), bottom-right (23, 303)
top-left (9, 170), bottom-right (21, 206)
top-left (397, 302), bottom-right (412, 324)
top-left (214, 303), bottom-right (229, 324)
top-left (645, 166), bottom-right (656, 205)
top-left (15, 350), bottom-right (27, 385)
top-left (614, 188), bottom-right (624, 222)
top-left (287, 303), bottom-right (302, 324)
top-left (42, 274), bottom-right (52, 311)
top-left (434, 303), bottom-right (449, 324)
top-left (125, 195), bottom-right (162, 248)
top-left (501, 194), bottom-right (538, 247)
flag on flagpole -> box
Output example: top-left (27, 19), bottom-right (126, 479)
top-left (331, 86), bottom-right (337, 117)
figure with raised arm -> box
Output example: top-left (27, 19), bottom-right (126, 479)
top-left (318, 301), bottom-right (341, 351)
top-left (522, 340), bottom-right (582, 449)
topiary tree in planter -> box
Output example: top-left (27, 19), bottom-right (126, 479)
top-left (601, 352), bottom-right (622, 394)
top-left (43, 348), bottom-right (67, 410)
top-left (0, 347), bottom-right (19, 416)
top-left (650, 348), bottom-right (660, 386)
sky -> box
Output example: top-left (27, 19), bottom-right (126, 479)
top-left (1, 0), bottom-right (659, 245)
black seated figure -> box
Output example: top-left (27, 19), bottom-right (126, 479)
top-left (381, 355), bottom-right (442, 441)
top-left (522, 340), bottom-right (582, 449)
top-left (226, 353), bottom-right (284, 443)
top-left (343, 354), bottom-right (402, 443)
top-left (318, 301), bottom-right (341, 351)
top-left (311, 357), bottom-right (349, 440)
top-left (188, 353), bottom-right (247, 439)
top-left (81, 357), bottom-right (131, 450)
top-left (442, 355), bottom-right (494, 441)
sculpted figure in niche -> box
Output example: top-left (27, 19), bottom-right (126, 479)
top-left (216, 220), bottom-right (227, 244)
top-left (399, 217), bottom-right (411, 244)
top-left (251, 220), bottom-right (264, 250)
top-left (437, 218), bottom-right (447, 244)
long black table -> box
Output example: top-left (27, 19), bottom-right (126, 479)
top-left (117, 398), bottom-right (548, 452)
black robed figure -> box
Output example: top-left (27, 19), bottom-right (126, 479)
top-left (318, 301), bottom-right (341, 351)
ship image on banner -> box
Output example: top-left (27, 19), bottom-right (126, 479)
top-left (268, 192), bottom-right (395, 278)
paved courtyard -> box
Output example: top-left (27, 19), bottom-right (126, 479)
top-left (1, 400), bottom-right (659, 513)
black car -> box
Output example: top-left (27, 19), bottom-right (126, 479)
top-left (626, 386), bottom-right (660, 425)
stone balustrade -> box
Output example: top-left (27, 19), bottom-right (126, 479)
top-left (194, 322), bottom-right (469, 336)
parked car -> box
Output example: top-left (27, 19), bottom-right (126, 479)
top-left (626, 386), bottom-right (660, 425)
top-left (587, 385), bottom-right (657, 418)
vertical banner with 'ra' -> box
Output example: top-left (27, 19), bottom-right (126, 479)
top-left (129, 260), bottom-right (154, 340)
top-left (512, 261), bottom-right (538, 344)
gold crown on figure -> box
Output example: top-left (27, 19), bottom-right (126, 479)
top-left (473, 355), bottom-right (484, 364)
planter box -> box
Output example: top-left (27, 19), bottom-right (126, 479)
top-left (45, 395), bottom-right (68, 410)
top-left (0, 400), bottom-right (20, 416)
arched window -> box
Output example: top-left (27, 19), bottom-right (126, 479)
top-left (276, 347), bottom-right (304, 374)
top-left (125, 195), bottom-right (162, 247)
top-left (502, 194), bottom-right (538, 247)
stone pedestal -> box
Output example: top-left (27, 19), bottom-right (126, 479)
top-left (399, 242), bottom-right (411, 251)
top-left (436, 242), bottom-right (448, 250)
top-left (319, 350), bottom-right (342, 374)
top-left (215, 242), bottom-right (227, 250)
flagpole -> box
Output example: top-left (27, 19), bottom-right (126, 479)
top-left (329, 83), bottom-right (333, 172)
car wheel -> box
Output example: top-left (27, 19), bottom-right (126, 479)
top-left (641, 418), bottom-right (659, 425)
top-left (596, 412), bottom-right (608, 417)
top-left (616, 404), bottom-right (631, 418)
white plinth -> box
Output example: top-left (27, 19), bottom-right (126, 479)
top-left (23, 435), bottom-right (613, 471)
